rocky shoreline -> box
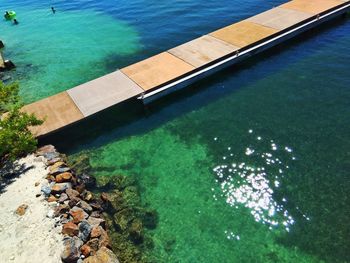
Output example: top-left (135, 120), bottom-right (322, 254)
top-left (36, 145), bottom-right (119, 263)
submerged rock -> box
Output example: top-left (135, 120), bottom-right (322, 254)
top-left (77, 173), bottom-right (96, 188)
top-left (128, 219), bottom-right (144, 244)
top-left (83, 247), bottom-right (119, 263)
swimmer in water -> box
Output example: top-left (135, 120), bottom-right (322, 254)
top-left (51, 7), bottom-right (56, 14)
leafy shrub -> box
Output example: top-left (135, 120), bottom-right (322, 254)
top-left (0, 81), bottom-right (43, 160)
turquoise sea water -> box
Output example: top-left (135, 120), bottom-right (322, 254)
top-left (1, 0), bottom-right (349, 262)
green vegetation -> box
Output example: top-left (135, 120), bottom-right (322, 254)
top-left (0, 81), bottom-right (43, 160)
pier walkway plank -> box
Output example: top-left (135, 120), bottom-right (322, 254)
top-left (281, 0), bottom-right (345, 14)
top-left (247, 7), bottom-right (313, 30)
top-left (168, 35), bottom-right (239, 68)
top-left (67, 71), bottom-right (143, 117)
top-left (21, 92), bottom-right (84, 136)
top-left (210, 21), bottom-right (279, 48)
top-left (20, 0), bottom-right (349, 137)
top-left (121, 52), bottom-right (195, 91)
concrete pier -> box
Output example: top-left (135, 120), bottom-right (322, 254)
top-left (20, 0), bottom-right (350, 137)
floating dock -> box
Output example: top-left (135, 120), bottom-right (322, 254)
top-left (21, 0), bottom-right (350, 137)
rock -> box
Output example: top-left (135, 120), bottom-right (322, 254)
top-left (89, 200), bottom-right (103, 212)
top-left (41, 185), bottom-right (51, 196)
top-left (78, 200), bottom-right (93, 213)
top-left (113, 208), bottom-right (135, 231)
top-left (90, 211), bottom-right (101, 218)
top-left (59, 193), bottom-right (69, 203)
top-left (15, 204), bottom-right (28, 216)
top-left (86, 238), bottom-right (99, 254)
top-left (68, 196), bottom-right (81, 208)
top-left (56, 172), bottom-right (73, 183)
top-left (128, 218), bottom-right (144, 244)
top-left (50, 166), bottom-right (71, 176)
top-left (51, 183), bottom-right (72, 194)
top-left (100, 193), bottom-right (109, 202)
top-left (142, 209), bottom-right (158, 230)
top-left (47, 209), bottom-right (55, 218)
top-left (43, 151), bottom-right (60, 162)
top-left (82, 191), bottom-right (93, 201)
top-left (73, 236), bottom-right (84, 250)
top-left (61, 237), bottom-right (80, 263)
top-left (76, 184), bottom-right (86, 194)
top-left (66, 188), bottom-right (80, 199)
top-left (98, 228), bottom-right (111, 249)
top-left (62, 222), bottom-right (79, 237)
top-left (47, 157), bottom-right (64, 166)
top-left (87, 217), bottom-right (106, 229)
top-left (49, 161), bottom-right (66, 171)
top-left (70, 206), bottom-right (88, 224)
top-left (78, 220), bottom-right (92, 242)
top-left (36, 145), bottom-right (56, 155)
top-left (34, 182), bottom-right (40, 187)
top-left (54, 204), bottom-right (70, 217)
top-left (77, 173), bottom-right (96, 188)
top-left (90, 226), bottom-right (102, 238)
top-left (47, 175), bottom-right (56, 182)
top-left (83, 247), bottom-right (119, 263)
top-left (80, 244), bottom-right (91, 257)
top-left (47, 195), bottom-right (57, 202)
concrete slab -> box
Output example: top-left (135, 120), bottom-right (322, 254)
top-left (21, 92), bottom-right (84, 136)
top-left (67, 71), bottom-right (143, 117)
top-left (121, 52), bottom-right (195, 91)
top-left (247, 7), bottom-right (313, 30)
top-left (168, 35), bottom-right (239, 68)
top-left (281, 0), bottom-right (345, 14)
top-left (210, 21), bottom-right (278, 48)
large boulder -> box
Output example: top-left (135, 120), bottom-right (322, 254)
top-left (83, 247), bottom-right (119, 263)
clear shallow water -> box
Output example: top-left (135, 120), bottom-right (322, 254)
top-left (1, 0), bottom-right (350, 262)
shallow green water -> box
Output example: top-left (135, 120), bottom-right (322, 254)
top-left (1, 8), bottom-right (140, 103)
top-left (77, 38), bottom-right (350, 261)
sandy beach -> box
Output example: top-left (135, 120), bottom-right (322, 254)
top-left (0, 154), bottom-right (63, 263)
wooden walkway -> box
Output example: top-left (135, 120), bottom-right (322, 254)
top-left (21, 0), bottom-right (350, 137)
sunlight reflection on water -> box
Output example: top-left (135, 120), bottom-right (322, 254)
top-left (212, 130), bottom-right (310, 238)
